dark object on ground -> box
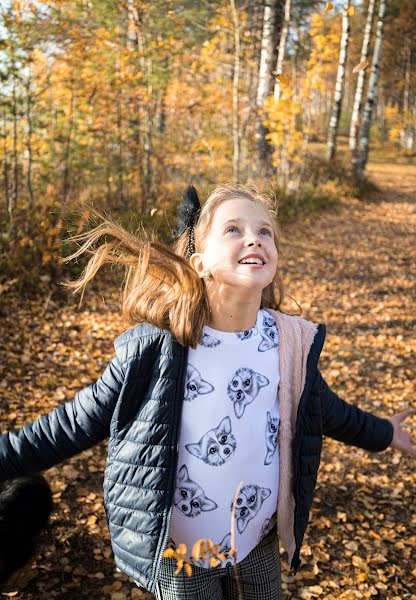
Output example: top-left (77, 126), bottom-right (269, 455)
top-left (0, 474), bottom-right (53, 584)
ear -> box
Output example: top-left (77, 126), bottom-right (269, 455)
top-left (218, 416), bottom-right (231, 434)
top-left (260, 488), bottom-right (271, 501)
top-left (189, 252), bottom-right (206, 279)
top-left (185, 443), bottom-right (203, 459)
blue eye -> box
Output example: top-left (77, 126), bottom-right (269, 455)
top-left (225, 226), bottom-right (272, 236)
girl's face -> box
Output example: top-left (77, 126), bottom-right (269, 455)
top-left (192, 198), bottom-right (278, 293)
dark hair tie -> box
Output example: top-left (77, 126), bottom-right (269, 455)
top-left (175, 185), bottom-right (201, 257)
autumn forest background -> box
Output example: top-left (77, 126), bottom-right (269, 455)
top-left (0, 0), bottom-right (415, 599)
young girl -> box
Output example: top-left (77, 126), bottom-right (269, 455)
top-left (0, 184), bottom-right (414, 600)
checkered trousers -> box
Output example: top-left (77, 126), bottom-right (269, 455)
top-left (154, 526), bottom-right (282, 600)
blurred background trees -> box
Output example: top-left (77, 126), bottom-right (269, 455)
top-left (0, 0), bottom-right (414, 291)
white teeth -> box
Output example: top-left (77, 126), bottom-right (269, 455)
top-left (239, 258), bottom-right (263, 265)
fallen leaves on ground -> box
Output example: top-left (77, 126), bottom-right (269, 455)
top-left (0, 162), bottom-right (415, 598)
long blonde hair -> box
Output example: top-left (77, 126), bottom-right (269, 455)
top-left (63, 183), bottom-right (285, 348)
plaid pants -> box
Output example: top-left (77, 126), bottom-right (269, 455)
top-left (155, 526), bottom-right (282, 600)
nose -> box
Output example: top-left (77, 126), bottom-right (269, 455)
top-left (245, 231), bottom-right (263, 246)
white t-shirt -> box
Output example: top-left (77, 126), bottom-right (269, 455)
top-left (167, 308), bottom-right (280, 568)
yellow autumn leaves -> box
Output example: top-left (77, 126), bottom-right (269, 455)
top-left (163, 480), bottom-right (243, 576)
top-left (325, 2), bottom-right (355, 15)
top-left (162, 538), bottom-right (238, 576)
top-left (276, 3), bottom-right (360, 89)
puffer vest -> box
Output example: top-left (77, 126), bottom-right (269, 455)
top-left (0, 310), bottom-right (394, 593)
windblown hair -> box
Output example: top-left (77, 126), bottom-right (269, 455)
top-left (63, 183), bottom-right (285, 348)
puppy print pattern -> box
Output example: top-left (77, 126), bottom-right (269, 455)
top-left (185, 416), bottom-right (237, 467)
top-left (174, 465), bottom-right (218, 518)
top-left (168, 309), bottom-right (280, 567)
top-left (232, 484), bottom-right (271, 534)
top-left (227, 368), bottom-right (269, 418)
top-left (192, 533), bottom-right (233, 568)
top-left (236, 324), bottom-right (258, 341)
top-left (264, 411), bottom-right (279, 465)
top-left (257, 514), bottom-right (276, 544)
top-left (258, 313), bottom-right (279, 352)
top-left (200, 333), bottom-right (221, 348)
top-left (185, 364), bottom-right (214, 401)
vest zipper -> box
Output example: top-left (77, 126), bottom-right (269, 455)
top-left (153, 345), bottom-right (189, 592)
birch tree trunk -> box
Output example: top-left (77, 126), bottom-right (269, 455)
top-left (273, 0), bottom-right (291, 101)
top-left (12, 80), bottom-right (18, 210)
top-left (254, 0), bottom-right (283, 176)
top-left (400, 40), bottom-right (413, 150)
top-left (326, 1), bottom-right (351, 161)
top-left (25, 70), bottom-right (34, 209)
top-left (1, 102), bottom-right (11, 220)
top-left (116, 88), bottom-right (124, 207)
top-left (349, 0), bottom-right (376, 153)
top-left (355, 0), bottom-right (387, 181)
top-left (229, 0), bottom-right (240, 183)
top-left (61, 84), bottom-right (74, 204)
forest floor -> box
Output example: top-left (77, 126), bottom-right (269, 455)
top-left (1, 160), bottom-right (415, 600)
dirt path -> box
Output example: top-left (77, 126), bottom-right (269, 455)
top-left (1, 162), bottom-right (415, 600)
top-left (278, 162), bottom-right (416, 599)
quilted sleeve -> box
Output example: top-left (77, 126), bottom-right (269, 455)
top-left (316, 369), bottom-right (394, 451)
top-left (0, 354), bottom-right (125, 481)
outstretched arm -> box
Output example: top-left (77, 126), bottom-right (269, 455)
top-left (316, 369), bottom-right (394, 452)
top-left (0, 354), bottom-right (125, 481)
top-left (388, 411), bottom-right (416, 457)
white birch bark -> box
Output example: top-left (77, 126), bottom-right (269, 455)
top-left (229, 0), bottom-right (241, 183)
top-left (256, 1), bottom-right (279, 109)
top-left (326, 1), bottom-right (351, 161)
top-left (400, 41), bottom-right (412, 149)
top-left (349, 0), bottom-right (376, 152)
top-left (356, 0), bottom-right (387, 181)
top-left (254, 0), bottom-right (283, 174)
top-left (273, 0), bottom-right (291, 101)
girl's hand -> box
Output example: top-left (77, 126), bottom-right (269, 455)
top-left (388, 411), bottom-right (416, 457)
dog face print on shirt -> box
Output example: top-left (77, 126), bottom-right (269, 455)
top-left (185, 416), bottom-right (237, 466)
top-left (231, 484), bottom-right (271, 534)
top-left (264, 411), bottom-right (279, 465)
top-left (174, 465), bottom-right (218, 518)
top-left (184, 364), bottom-right (214, 402)
top-left (227, 368), bottom-right (269, 419)
top-left (257, 515), bottom-right (276, 544)
top-left (235, 324), bottom-right (258, 341)
top-left (200, 333), bottom-right (221, 348)
top-left (192, 532), bottom-right (233, 568)
top-left (258, 314), bottom-right (279, 352)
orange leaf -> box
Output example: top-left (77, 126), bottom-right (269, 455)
top-left (174, 559), bottom-right (184, 575)
top-left (347, 5), bottom-right (355, 15)
top-left (162, 548), bottom-right (175, 558)
top-left (276, 74), bottom-right (289, 85)
top-left (210, 557), bottom-right (221, 568)
top-left (353, 60), bottom-right (369, 73)
top-left (177, 543), bottom-right (187, 556)
top-left (184, 562), bottom-right (192, 577)
top-left (325, 2), bottom-right (333, 11)
top-left (192, 539), bottom-right (206, 560)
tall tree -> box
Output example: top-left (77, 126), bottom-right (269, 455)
top-left (274, 0), bottom-right (291, 101)
top-left (349, 0), bottom-right (376, 154)
top-left (326, 1), bottom-right (351, 161)
top-left (229, 0), bottom-right (241, 182)
top-left (254, 0), bottom-right (284, 176)
top-left (355, 0), bottom-right (387, 181)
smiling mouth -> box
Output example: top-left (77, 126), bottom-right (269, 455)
top-left (238, 263), bottom-right (264, 267)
